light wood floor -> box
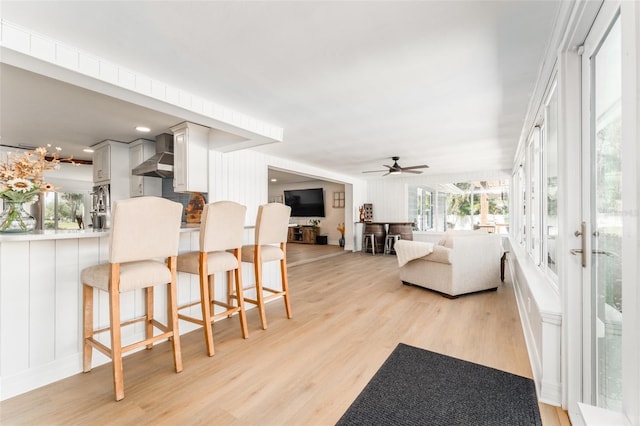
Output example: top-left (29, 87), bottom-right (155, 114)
top-left (0, 249), bottom-right (570, 425)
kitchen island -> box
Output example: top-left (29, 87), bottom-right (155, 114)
top-left (0, 224), bottom-right (264, 401)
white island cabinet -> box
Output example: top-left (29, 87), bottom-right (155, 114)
top-left (0, 225), bottom-right (269, 401)
top-left (0, 228), bottom-right (201, 401)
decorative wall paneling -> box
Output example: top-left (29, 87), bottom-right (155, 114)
top-left (504, 238), bottom-right (562, 406)
top-left (0, 228), bottom-right (283, 401)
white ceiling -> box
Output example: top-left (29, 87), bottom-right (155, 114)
top-left (0, 1), bottom-right (560, 179)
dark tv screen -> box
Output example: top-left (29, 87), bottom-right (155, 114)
top-left (284, 188), bottom-right (325, 217)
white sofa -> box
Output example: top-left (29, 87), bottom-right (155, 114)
top-left (398, 231), bottom-right (504, 298)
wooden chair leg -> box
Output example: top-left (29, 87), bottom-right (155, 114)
top-left (200, 266), bottom-right (215, 357)
top-left (167, 257), bottom-right (183, 372)
top-left (82, 284), bottom-right (93, 373)
top-left (254, 252), bottom-right (267, 330)
top-left (280, 257), bottom-right (292, 319)
top-left (234, 252), bottom-right (249, 339)
top-left (145, 286), bottom-right (154, 350)
top-left (108, 266), bottom-right (125, 401)
top-left (226, 270), bottom-right (235, 317)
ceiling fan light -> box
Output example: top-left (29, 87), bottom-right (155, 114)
top-left (390, 170), bottom-right (401, 175)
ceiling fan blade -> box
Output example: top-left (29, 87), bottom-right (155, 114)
top-left (362, 169), bottom-right (387, 174)
top-left (402, 169), bottom-right (423, 174)
top-left (382, 171), bottom-right (391, 176)
top-left (401, 164), bottom-right (429, 170)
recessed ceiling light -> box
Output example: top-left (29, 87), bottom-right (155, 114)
top-left (135, 126), bottom-right (151, 132)
top-left (270, 178), bottom-right (277, 182)
top-left (83, 148), bottom-right (94, 153)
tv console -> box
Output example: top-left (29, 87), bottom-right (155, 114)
top-left (287, 225), bottom-right (317, 244)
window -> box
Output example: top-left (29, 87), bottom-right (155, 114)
top-left (409, 181), bottom-right (509, 233)
top-left (445, 181), bottom-right (509, 232)
top-left (513, 75), bottom-right (559, 284)
top-left (543, 81), bottom-right (559, 280)
top-left (43, 191), bottom-right (87, 230)
top-left (514, 165), bottom-right (526, 245)
top-left (527, 128), bottom-right (542, 265)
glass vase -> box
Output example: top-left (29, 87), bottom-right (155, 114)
top-left (0, 200), bottom-right (36, 233)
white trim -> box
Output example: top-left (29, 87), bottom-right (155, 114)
top-left (620, 1), bottom-right (640, 423)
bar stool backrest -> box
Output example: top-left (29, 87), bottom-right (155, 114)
top-left (255, 203), bottom-right (291, 246)
top-left (108, 196), bottom-right (182, 264)
top-left (200, 201), bottom-right (247, 252)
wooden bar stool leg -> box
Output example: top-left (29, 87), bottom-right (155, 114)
top-left (145, 286), bottom-right (154, 349)
top-left (254, 247), bottom-right (267, 330)
top-left (82, 284), bottom-right (93, 373)
top-left (281, 244), bottom-right (292, 319)
top-left (226, 270), bottom-right (234, 317)
top-left (108, 267), bottom-right (125, 401)
top-left (167, 257), bottom-right (182, 372)
top-left (234, 250), bottom-right (249, 339)
top-left (199, 253), bottom-right (215, 357)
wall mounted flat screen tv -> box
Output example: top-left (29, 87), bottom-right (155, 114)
top-left (284, 188), bottom-right (325, 217)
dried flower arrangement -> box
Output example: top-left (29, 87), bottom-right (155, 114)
top-left (0, 146), bottom-right (61, 203)
top-left (0, 146), bottom-right (67, 232)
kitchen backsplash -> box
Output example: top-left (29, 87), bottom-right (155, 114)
top-left (161, 178), bottom-right (206, 223)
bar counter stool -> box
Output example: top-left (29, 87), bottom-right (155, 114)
top-left (362, 232), bottom-right (376, 255)
top-left (81, 196), bottom-right (183, 401)
top-left (384, 234), bottom-right (401, 255)
top-left (176, 201), bottom-right (248, 357)
top-left (239, 203), bottom-right (292, 330)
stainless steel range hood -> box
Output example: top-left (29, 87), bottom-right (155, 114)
top-left (132, 133), bottom-right (174, 178)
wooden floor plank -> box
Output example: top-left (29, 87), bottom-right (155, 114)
top-left (0, 250), bottom-right (570, 425)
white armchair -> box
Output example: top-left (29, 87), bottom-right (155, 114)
top-left (397, 231), bottom-right (504, 298)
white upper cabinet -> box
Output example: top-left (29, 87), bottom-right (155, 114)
top-left (92, 144), bottom-right (110, 183)
top-left (171, 122), bottom-right (208, 193)
top-left (91, 140), bottom-right (130, 202)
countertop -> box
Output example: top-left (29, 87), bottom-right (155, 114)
top-left (0, 229), bottom-right (111, 242)
top-left (0, 224), bottom-right (201, 242)
top-left (0, 223), bottom-right (259, 242)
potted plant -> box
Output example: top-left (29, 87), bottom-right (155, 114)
top-left (309, 219), bottom-right (320, 234)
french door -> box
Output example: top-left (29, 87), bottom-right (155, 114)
top-left (579, 0), bottom-right (636, 416)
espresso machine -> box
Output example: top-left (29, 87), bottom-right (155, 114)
top-left (90, 184), bottom-right (110, 230)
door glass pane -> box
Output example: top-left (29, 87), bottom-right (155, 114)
top-left (592, 15), bottom-right (622, 411)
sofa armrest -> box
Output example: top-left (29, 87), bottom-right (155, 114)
top-left (418, 245), bottom-right (452, 265)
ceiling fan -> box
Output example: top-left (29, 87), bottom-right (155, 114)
top-left (362, 156), bottom-right (429, 176)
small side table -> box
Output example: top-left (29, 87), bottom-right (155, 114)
top-left (500, 251), bottom-right (509, 282)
